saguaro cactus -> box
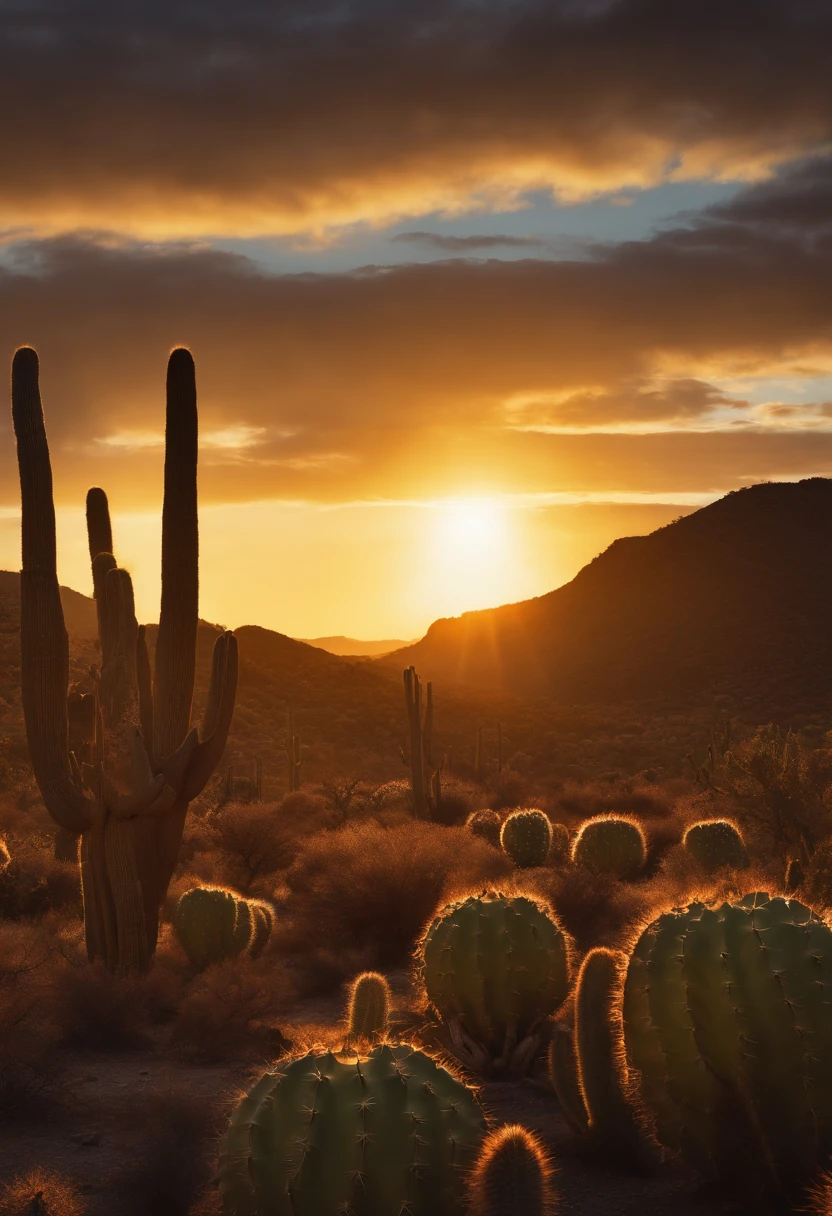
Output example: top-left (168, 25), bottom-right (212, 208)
top-left (11, 347), bottom-right (237, 972)
top-left (287, 711), bottom-right (301, 792)
top-left (218, 1044), bottom-right (485, 1216)
top-left (623, 893), bottom-right (832, 1208)
top-left (404, 667), bottom-right (431, 819)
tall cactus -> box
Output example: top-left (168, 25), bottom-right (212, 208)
top-left (404, 667), bottom-right (431, 819)
top-left (11, 347), bottom-right (237, 972)
top-left (287, 711), bottom-right (301, 791)
top-left (623, 893), bottom-right (832, 1208)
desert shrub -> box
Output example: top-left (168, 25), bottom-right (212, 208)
top-left (51, 926), bottom-right (150, 1049)
top-left (281, 821), bottom-right (512, 980)
top-left (204, 801), bottom-right (306, 895)
top-left (0, 1168), bottom-right (85, 1216)
top-left (0, 920), bottom-right (63, 1118)
top-left (432, 777), bottom-right (484, 827)
top-left (486, 769), bottom-right (530, 811)
top-left (0, 832), bottom-right (80, 920)
top-left (803, 838), bottom-right (832, 913)
top-left (467, 810), bottom-right (502, 848)
top-left (278, 790), bottom-right (333, 829)
top-left (173, 957), bottom-right (292, 1062)
top-left (115, 1091), bottom-right (219, 1216)
top-left (533, 865), bottom-right (651, 954)
top-left (371, 780), bottom-right (415, 816)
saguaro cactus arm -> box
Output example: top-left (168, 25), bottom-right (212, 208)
top-left (12, 347), bottom-right (92, 834)
top-left (182, 630), bottom-right (239, 799)
top-left (153, 348), bottom-right (199, 762)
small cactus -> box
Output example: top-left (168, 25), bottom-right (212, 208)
top-left (682, 819), bottom-right (748, 873)
top-left (574, 947), bottom-right (644, 1160)
top-left (347, 971), bottom-right (391, 1041)
top-left (467, 809), bottom-right (502, 848)
top-left (500, 809), bottom-right (552, 868)
top-left (571, 814), bottom-right (646, 879)
top-left (173, 886), bottom-right (252, 970)
top-left (549, 823), bottom-right (571, 863)
top-left (421, 892), bottom-right (570, 1074)
top-left (218, 1044), bottom-right (485, 1216)
top-left (468, 1125), bottom-right (555, 1216)
top-left (785, 857), bottom-right (804, 894)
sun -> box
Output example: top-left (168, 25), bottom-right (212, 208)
top-left (441, 498), bottom-right (503, 553)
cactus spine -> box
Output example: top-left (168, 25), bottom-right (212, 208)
top-left (500, 809), bottom-right (552, 868)
top-left (218, 1044), bottom-right (485, 1216)
top-left (571, 814), bottom-right (646, 879)
top-left (468, 1125), bottom-right (555, 1216)
top-left (623, 893), bottom-right (832, 1207)
top-left (467, 809), bottom-right (502, 848)
top-left (173, 887), bottom-right (253, 970)
top-left (421, 893), bottom-right (570, 1075)
top-left (11, 348), bottom-right (237, 971)
top-left (683, 819), bottom-right (748, 872)
top-left (347, 971), bottom-right (391, 1041)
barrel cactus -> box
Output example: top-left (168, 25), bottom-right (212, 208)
top-left (468, 1125), bottom-right (555, 1216)
top-left (347, 971), bottom-right (391, 1041)
top-left (218, 1043), bottom-right (485, 1216)
top-left (421, 892), bottom-right (570, 1074)
top-left (500, 809), bottom-right (552, 868)
top-left (173, 886), bottom-right (252, 970)
top-left (247, 899), bottom-right (274, 959)
top-left (467, 810), bottom-right (502, 848)
top-left (571, 814), bottom-right (646, 879)
top-left (623, 893), bottom-right (832, 1206)
top-left (682, 819), bottom-right (748, 873)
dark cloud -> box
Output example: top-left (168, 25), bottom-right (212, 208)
top-left (2, 158), bottom-right (832, 506)
top-left (0, 0), bottom-right (830, 234)
top-left (392, 232), bottom-right (548, 252)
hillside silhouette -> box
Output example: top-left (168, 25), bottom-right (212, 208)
top-left (387, 479), bottom-right (832, 717)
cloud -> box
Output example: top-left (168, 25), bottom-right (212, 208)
top-left (0, 0), bottom-right (831, 236)
top-left (392, 232), bottom-right (549, 252)
top-left (3, 158), bottom-right (832, 506)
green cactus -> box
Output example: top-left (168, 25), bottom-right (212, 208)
top-left (549, 822), bottom-right (571, 863)
top-left (218, 1043), bottom-right (485, 1216)
top-left (683, 819), bottom-right (748, 873)
top-left (421, 893), bottom-right (570, 1074)
top-left (623, 893), bottom-right (832, 1208)
top-left (467, 1125), bottom-right (555, 1216)
top-left (548, 1029), bottom-right (589, 1138)
top-left (467, 810), bottom-right (502, 848)
top-left (571, 814), bottom-right (646, 879)
top-left (173, 887), bottom-right (252, 970)
top-left (785, 857), bottom-right (804, 894)
top-left (247, 900), bottom-right (273, 959)
top-left (500, 809), bottom-right (552, 868)
top-left (347, 971), bottom-right (391, 1041)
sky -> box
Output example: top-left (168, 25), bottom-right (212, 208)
top-left (2, 0), bottom-right (832, 639)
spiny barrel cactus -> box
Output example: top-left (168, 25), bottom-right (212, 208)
top-left (683, 819), bottom-right (748, 872)
top-left (500, 809), bottom-right (552, 868)
top-left (11, 348), bottom-right (237, 971)
top-left (173, 887), bottom-right (252, 970)
top-left (624, 893), bottom-right (832, 1206)
top-left (347, 971), bottom-right (391, 1041)
top-left (468, 1125), bottom-right (555, 1216)
top-left (218, 1044), bottom-right (485, 1216)
top-left (571, 815), bottom-right (646, 879)
top-left (421, 893), bottom-right (570, 1075)
top-left (467, 809), bottom-right (502, 848)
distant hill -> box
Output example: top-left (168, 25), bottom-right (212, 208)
top-left (299, 635), bottom-right (413, 657)
top-left (384, 479), bottom-right (832, 717)
top-left (0, 569), bottom-right (98, 638)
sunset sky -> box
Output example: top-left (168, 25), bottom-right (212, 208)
top-left (2, 0), bottom-right (832, 639)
